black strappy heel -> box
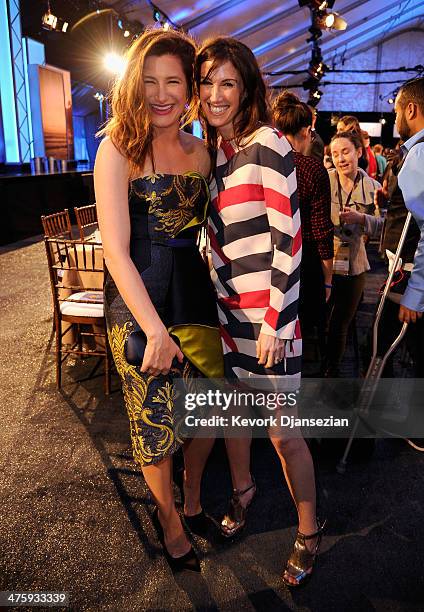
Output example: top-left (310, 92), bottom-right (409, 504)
top-left (220, 479), bottom-right (257, 538)
top-left (152, 508), bottom-right (200, 573)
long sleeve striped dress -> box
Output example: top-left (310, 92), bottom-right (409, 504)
top-left (208, 126), bottom-right (302, 379)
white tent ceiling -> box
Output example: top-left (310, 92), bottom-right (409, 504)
top-left (102, 0), bottom-right (424, 88)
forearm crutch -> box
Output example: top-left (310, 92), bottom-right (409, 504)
top-left (336, 212), bottom-right (412, 474)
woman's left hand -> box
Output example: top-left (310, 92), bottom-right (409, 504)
top-left (256, 333), bottom-right (286, 368)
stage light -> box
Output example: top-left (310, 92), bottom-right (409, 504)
top-left (388, 97), bottom-right (394, 104)
top-left (309, 60), bottom-right (329, 78)
top-left (323, 11), bottom-right (347, 30)
top-left (42, 5), bottom-right (68, 33)
top-left (104, 52), bottom-right (126, 76)
top-left (42, 11), bottom-right (57, 30)
top-left (298, 1), bottom-right (335, 7)
top-left (124, 30), bottom-right (130, 37)
top-left (380, 117), bottom-right (387, 125)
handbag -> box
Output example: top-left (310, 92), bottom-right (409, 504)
top-left (124, 329), bottom-right (181, 367)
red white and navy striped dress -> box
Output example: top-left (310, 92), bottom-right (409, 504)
top-left (209, 126), bottom-right (302, 380)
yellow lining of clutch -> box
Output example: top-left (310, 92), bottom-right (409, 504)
top-left (169, 324), bottom-right (223, 378)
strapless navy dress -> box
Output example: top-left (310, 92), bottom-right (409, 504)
top-left (104, 172), bottom-right (223, 467)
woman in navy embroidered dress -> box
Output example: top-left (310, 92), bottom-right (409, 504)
top-left (195, 37), bottom-right (324, 587)
top-left (94, 28), bottom-right (222, 572)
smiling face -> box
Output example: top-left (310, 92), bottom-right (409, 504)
top-left (199, 60), bottom-right (244, 140)
top-left (142, 53), bottom-right (187, 131)
top-left (331, 137), bottom-right (361, 179)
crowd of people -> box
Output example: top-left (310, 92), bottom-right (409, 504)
top-left (93, 26), bottom-right (424, 587)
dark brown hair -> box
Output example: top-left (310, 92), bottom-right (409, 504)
top-left (337, 115), bottom-right (361, 132)
top-left (272, 90), bottom-right (313, 135)
top-left (194, 36), bottom-right (271, 151)
top-left (98, 27), bottom-right (197, 175)
top-left (398, 76), bottom-right (424, 114)
top-left (331, 130), bottom-right (363, 153)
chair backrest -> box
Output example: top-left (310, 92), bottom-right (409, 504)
top-left (74, 205), bottom-right (98, 240)
top-left (41, 209), bottom-right (73, 239)
top-left (44, 237), bottom-right (104, 315)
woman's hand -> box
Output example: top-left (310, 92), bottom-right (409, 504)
top-left (256, 333), bottom-right (286, 369)
top-left (340, 207), bottom-right (365, 225)
top-left (141, 327), bottom-right (184, 376)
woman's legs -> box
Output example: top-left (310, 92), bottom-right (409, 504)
top-left (221, 435), bottom-right (255, 533)
top-left (182, 436), bottom-right (216, 516)
top-left (141, 458), bottom-right (191, 558)
top-left (326, 273), bottom-right (366, 374)
top-left (269, 430), bottom-right (318, 585)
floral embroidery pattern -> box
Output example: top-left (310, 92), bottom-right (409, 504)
top-left (107, 321), bottom-right (177, 466)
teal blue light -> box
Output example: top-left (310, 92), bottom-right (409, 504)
top-left (0, 0), bottom-right (19, 162)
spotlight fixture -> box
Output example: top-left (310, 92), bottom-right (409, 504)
top-left (380, 117), bottom-right (387, 125)
top-left (307, 88), bottom-right (323, 107)
top-left (322, 11), bottom-right (347, 31)
top-left (298, 1), bottom-right (335, 7)
top-left (42, 3), bottom-right (68, 33)
top-left (308, 59), bottom-right (329, 78)
top-left (388, 97), bottom-right (394, 104)
top-left (307, 90), bottom-right (323, 108)
top-left (152, 3), bottom-right (176, 29)
top-left (123, 29), bottom-right (130, 37)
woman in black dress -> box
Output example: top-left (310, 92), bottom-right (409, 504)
top-left (94, 28), bottom-right (222, 572)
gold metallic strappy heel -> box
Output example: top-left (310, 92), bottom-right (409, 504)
top-left (282, 519), bottom-right (326, 587)
top-left (221, 479), bottom-right (257, 538)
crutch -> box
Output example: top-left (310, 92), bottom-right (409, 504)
top-left (336, 212), bottom-right (412, 474)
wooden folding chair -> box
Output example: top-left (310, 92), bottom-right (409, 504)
top-left (74, 204), bottom-right (98, 241)
top-left (41, 209), bottom-right (73, 239)
top-left (44, 237), bottom-right (111, 394)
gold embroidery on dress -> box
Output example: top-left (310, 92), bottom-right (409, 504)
top-left (144, 173), bottom-right (164, 184)
top-left (107, 322), bottom-right (177, 465)
top-left (133, 175), bottom-right (203, 237)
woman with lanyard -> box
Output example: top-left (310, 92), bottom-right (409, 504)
top-left (325, 131), bottom-right (382, 377)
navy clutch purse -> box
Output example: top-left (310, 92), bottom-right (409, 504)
top-left (125, 330), bottom-right (148, 366)
top-left (124, 329), bottom-right (181, 367)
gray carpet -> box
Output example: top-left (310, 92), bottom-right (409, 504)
top-left (1, 238), bottom-right (423, 611)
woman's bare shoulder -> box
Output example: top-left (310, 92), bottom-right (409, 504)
top-left (181, 131), bottom-right (211, 175)
top-left (95, 137), bottom-right (130, 180)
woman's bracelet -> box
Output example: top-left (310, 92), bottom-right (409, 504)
top-left (325, 283), bottom-right (333, 289)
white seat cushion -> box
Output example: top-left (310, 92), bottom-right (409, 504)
top-left (60, 291), bottom-right (104, 317)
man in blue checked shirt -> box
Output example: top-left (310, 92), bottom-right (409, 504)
top-left (394, 77), bottom-right (424, 325)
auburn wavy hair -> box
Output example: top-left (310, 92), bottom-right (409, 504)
top-left (98, 27), bottom-right (197, 174)
top-left (194, 36), bottom-right (271, 152)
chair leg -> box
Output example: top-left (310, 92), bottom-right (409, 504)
top-left (77, 324), bottom-right (83, 353)
top-left (55, 320), bottom-right (62, 390)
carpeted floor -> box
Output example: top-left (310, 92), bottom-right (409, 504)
top-left (0, 238), bottom-right (423, 611)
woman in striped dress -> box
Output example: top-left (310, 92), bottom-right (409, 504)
top-left (195, 37), bottom-right (324, 587)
